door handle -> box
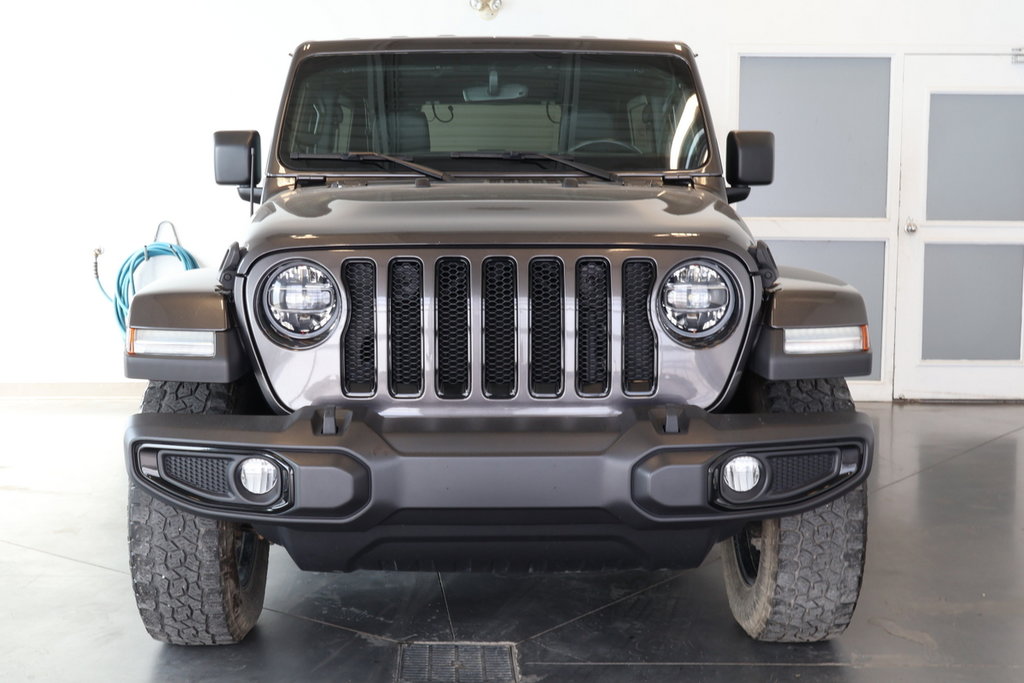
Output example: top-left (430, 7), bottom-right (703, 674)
top-left (905, 218), bottom-right (919, 234)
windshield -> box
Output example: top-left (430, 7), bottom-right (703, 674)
top-left (280, 51), bottom-right (710, 174)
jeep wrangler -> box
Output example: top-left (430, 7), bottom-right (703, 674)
top-left (123, 38), bottom-right (873, 646)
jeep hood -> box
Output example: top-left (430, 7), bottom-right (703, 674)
top-left (238, 182), bottom-right (757, 273)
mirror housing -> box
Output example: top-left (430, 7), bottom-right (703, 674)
top-left (214, 131), bottom-right (261, 186)
top-left (726, 131), bottom-right (774, 202)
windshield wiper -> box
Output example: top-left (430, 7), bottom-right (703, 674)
top-left (290, 152), bottom-right (451, 181)
top-left (449, 151), bottom-right (619, 182)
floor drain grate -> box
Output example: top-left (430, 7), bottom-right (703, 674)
top-left (397, 642), bottom-right (517, 683)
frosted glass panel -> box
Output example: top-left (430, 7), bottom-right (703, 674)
top-left (740, 57), bottom-right (890, 218)
top-left (927, 94), bottom-right (1024, 221)
top-left (922, 245), bottom-right (1023, 360)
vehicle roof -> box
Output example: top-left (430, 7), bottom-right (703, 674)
top-left (293, 37), bottom-right (697, 61)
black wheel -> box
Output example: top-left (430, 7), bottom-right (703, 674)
top-left (719, 377), bottom-right (868, 642)
top-left (128, 380), bottom-right (270, 645)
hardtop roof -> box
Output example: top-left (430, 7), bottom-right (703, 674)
top-left (293, 36), bottom-right (697, 61)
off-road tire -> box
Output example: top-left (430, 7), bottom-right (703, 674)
top-left (740, 376), bottom-right (854, 414)
top-left (720, 377), bottom-right (867, 642)
top-left (129, 380), bottom-right (270, 645)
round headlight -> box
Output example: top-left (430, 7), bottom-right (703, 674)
top-left (263, 261), bottom-right (340, 341)
top-left (660, 259), bottom-right (737, 343)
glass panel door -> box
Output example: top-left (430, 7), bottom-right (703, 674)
top-left (894, 54), bottom-right (1024, 399)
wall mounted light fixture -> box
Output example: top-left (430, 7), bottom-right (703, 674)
top-left (469, 0), bottom-right (503, 20)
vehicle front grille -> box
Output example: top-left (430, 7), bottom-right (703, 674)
top-left (338, 252), bottom-right (661, 401)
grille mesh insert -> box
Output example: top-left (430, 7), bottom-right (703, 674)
top-left (576, 259), bottom-right (610, 395)
top-left (769, 453), bottom-right (838, 494)
top-left (389, 259), bottom-right (424, 396)
top-left (331, 253), bottom-right (670, 400)
top-left (341, 260), bottom-right (377, 395)
top-left (436, 258), bottom-right (471, 398)
top-left (163, 454), bottom-right (231, 496)
top-left (622, 259), bottom-right (657, 394)
top-left (483, 257), bottom-right (517, 398)
top-left (529, 258), bottom-right (564, 396)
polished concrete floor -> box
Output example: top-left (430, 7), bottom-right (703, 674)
top-left (1, 398), bottom-right (1023, 682)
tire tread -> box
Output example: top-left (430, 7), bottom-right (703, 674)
top-left (760, 485), bottom-right (867, 641)
top-left (721, 376), bottom-right (867, 642)
top-left (129, 380), bottom-right (267, 646)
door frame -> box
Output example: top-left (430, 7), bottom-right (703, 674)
top-left (723, 46), bottom-right (905, 402)
top-left (892, 52), bottom-right (1024, 399)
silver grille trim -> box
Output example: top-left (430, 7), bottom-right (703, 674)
top-left (242, 248), bottom-right (755, 412)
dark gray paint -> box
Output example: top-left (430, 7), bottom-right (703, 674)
top-left (127, 269), bottom-right (230, 331)
top-left (769, 266), bottom-right (870, 328)
top-left (739, 57), bottom-right (891, 218)
top-left (237, 183), bottom-right (759, 274)
top-left (922, 244), bottom-right (1024, 360)
top-left (927, 94), bottom-right (1024, 222)
top-left (768, 241), bottom-right (885, 380)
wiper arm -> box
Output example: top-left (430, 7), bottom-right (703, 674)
top-left (449, 151), bottom-right (619, 182)
top-left (290, 152), bottom-right (450, 181)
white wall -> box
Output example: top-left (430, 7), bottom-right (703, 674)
top-left (0, 0), bottom-right (1019, 389)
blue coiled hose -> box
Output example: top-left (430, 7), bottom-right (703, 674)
top-left (95, 241), bottom-right (199, 336)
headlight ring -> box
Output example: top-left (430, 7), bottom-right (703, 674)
top-left (260, 260), bottom-right (341, 346)
top-left (658, 258), bottom-right (739, 346)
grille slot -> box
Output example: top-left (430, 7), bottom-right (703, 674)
top-left (482, 257), bottom-right (517, 398)
top-left (576, 259), bottom-right (610, 396)
top-left (435, 258), bottom-right (471, 398)
top-left (622, 259), bottom-right (657, 394)
top-left (163, 454), bottom-right (232, 496)
top-left (389, 259), bottom-right (424, 396)
top-left (529, 258), bottom-right (564, 396)
top-left (341, 260), bottom-right (377, 395)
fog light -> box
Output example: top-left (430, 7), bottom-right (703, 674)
top-left (238, 458), bottom-right (279, 495)
top-left (723, 456), bottom-right (762, 493)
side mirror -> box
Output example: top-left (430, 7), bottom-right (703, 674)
top-left (214, 130), bottom-right (261, 186)
top-left (726, 131), bottom-right (774, 202)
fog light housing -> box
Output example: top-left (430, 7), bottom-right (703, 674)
top-left (238, 458), bottom-right (279, 495)
top-left (723, 455), bottom-right (762, 493)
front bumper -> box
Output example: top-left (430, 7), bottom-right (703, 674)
top-left (125, 406), bottom-right (873, 571)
